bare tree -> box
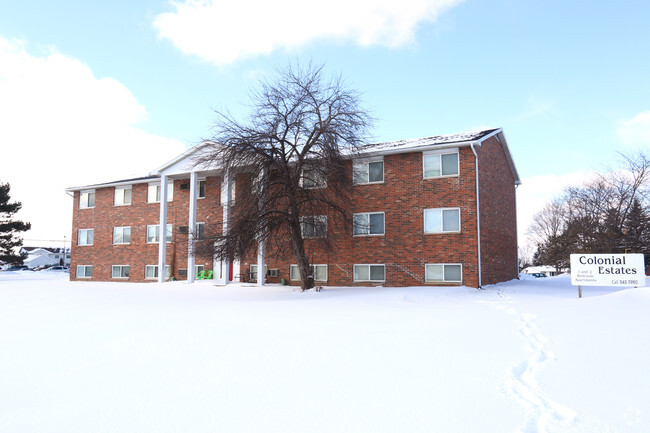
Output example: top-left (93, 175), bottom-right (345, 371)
top-left (195, 63), bottom-right (372, 291)
top-left (529, 151), bottom-right (650, 269)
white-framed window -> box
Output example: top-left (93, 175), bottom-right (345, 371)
top-left (423, 149), bottom-right (459, 178)
top-left (425, 264), bottom-right (462, 283)
top-left (220, 180), bottom-right (236, 205)
top-left (353, 212), bottom-right (385, 236)
top-left (353, 158), bottom-right (384, 184)
top-left (111, 265), bottom-right (130, 279)
top-left (290, 264), bottom-right (328, 281)
top-left (300, 215), bottom-right (327, 238)
top-left (79, 190), bottom-right (95, 209)
top-left (300, 167), bottom-right (327, 189)
top-left (147, 181), bottom-right (173, 203)
top-left (353, 264), bottom-right (385, 282)
top-left (195, 265), bottom-right (205, 275)
top-left (424, 208), bottom-right (460, 233)
top-left (113, 226), bottom-right (131, 244)
top-left (76, 265), bottom-right (92, 278)
top-left (114, 186), bottom-right (132, 206)
top-left (145, 265), bottom-right (171, 280)
top-left (198, 179), bottom-right (206, 199)
top-left (195, 222), bottom-right (205, 240)
top-left (146, 225), bottom-right (172, 243)
top-left (78, 229), bottom-right (94, 246)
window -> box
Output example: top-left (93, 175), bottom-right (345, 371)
top-left (195, 265), bottom-right (205, 275)
top-left (300, 216), bottom-right (327, 238)
top-left (220, 180), bottom-right (236, 205)
top-left (425, 264), bottom-right (462, 283)
top-left (195, 222), bottom-right (205, 240)
top-left (145, 265), bottom-right (171, 280)
top-left (353, 159), bottom-right (384, 184)
top-left (353, 264), bottom-right (385, 282)
top-left (423, 150), bottom-right (459, 178)
top-left (146, 225), bottom-right (172, 243)
top-left (76, 265), bottom-right (92, 278)
top-left (113, 226), bottom-right (131, 244)
top-left (79, 190), bottom-right (95, 209)
top-left (147, 182), bottom-right (173, 203)
top-left (289, 264), bottom-right (328, 281)
top-left (78, 229), bottom-right (94, 246)
top-left (198, 180), bottom-right (206, 198)
top-left (114, 186), bottom-right (132, 206)
top-left (300, 167), bottom-right (327, 189)
top-left (424, 208), bottom-right (460, 233)
top-left (353, 212), bottom-right (385, 236)
top-left (112, 265), bottom-right (130, 278)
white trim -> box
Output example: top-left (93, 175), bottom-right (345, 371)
top-left (112, 226), bottom-right (131, 245)
top-left (425, 263), bottom-right (463, 283)
top-left (352, 157), bottom-right (385, 185)
top-left (353, 212), bottom-right (385, 236)
top-left (289, 264), bottom-right (328, 281)
top-left (76, 265), bottom-right (92, 278)
top-left (113, 185), bottom-right (132, 206)
top-left (111, 265), bottom-right (130, 279)
top-left (77, 229), bottom-right (94, 246)
top-left (353, 264), bottom-right (386, 282)
top-left (422, 149), bottom-right (460, 179)
top-left (424, 208), bottom-right (461, 234)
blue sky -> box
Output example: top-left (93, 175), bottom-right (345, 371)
top-left (1, 0), bottom-right (649, 249)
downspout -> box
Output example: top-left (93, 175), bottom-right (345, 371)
top-left (470, 144), bottom-right (482, 288)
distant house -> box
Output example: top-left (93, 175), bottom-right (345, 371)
top-left (20, 247), bottom-right (71, 269)
top-left (521, 266), bottom-right (565, 277)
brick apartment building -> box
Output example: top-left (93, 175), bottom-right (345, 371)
top-left (66, 128), bottom-right (520, 288)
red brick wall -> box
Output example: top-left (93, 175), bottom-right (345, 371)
top-left (70, 177), bottom-right (225, 282)
top-left (70, 143), bottom-right (518, 288)
top-left (241, 148), bottom-right (481, 287)
top-left (476, 136), bottom-right (518, 285)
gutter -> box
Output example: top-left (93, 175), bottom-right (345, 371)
top-left (470, 143), bottom-right (482, 288)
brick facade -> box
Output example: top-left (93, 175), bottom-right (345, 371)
top-left (69, 129), bottom-right (519, 288)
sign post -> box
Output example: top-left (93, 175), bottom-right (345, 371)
top-left (570, 253), bottom-right (646, 298)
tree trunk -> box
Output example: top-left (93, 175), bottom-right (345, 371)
top-left (288, 218), bottom-right (314, 291)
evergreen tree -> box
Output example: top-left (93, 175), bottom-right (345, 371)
top-left (0, 182), bottom-right (31, 265)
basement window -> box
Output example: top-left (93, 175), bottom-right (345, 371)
top-left (425, 264), bottom-right (462, 283)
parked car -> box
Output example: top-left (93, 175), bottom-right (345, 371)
top-left (43, 266), bottom-right (69, 272)
top-left (530, 272), bottom-right (547, 278)
top-left (3, 265), bottom-right (30, 271)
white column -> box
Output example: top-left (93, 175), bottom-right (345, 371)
top-left (257, 239), bottom-right (266, 285)
top-left (256, 167), bottom-right (267, 286)
top-left (187, 172), bottom-right (198, 283)
top-left (158, 175), bottom-right (168, 283)
top-left (220, 169), bottom-right (232, 284)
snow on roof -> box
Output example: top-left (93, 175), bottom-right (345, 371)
top-left (357, 128), bottom-right (500, 155)
top-left (65, 176), bottom-right (158, 193)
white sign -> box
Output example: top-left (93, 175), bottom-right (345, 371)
top-left (570, 254), bottom-right (646, 287)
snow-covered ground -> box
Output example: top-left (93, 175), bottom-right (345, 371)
top-left (0, 272), bottom-right (648, 433)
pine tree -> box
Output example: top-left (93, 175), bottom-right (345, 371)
top-left (0, 182), bottom-right (31, 265)
top-left (623, 198), bottom-right (650, 257)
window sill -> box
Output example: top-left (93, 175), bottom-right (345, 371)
top-left (423, 174), bottom-right (459, 180)
top-left (353, 181), bottom-right (385, 186)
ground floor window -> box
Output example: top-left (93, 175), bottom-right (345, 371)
top-left (76, 265), bottom-right (92, 278)
top-left (353, 264), bottom-right (385, 282)
top-left (145, 265), bottom-right (171, 280)
top-left (112, 265), bottom-right (130, 279)
top-left (425, 264), bottom-right (462, 283)
top-left (290, 264), bottom-right (328, 281)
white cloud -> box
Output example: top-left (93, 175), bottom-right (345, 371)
top-left (153, 0), bottom-right (463, 65)
top-left (0, 38), bottom-right (186, 247)
top-left (618, 110), bottom-right (650, 148)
